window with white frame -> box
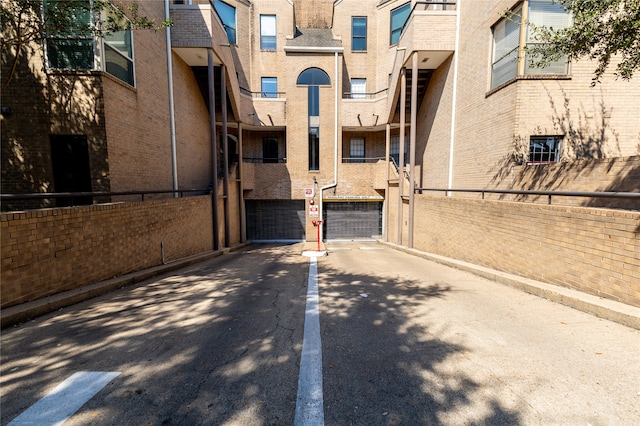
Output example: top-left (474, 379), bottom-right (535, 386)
top-left (491, 0), bottom-right (571, 89)
top-left (349, 137), bottom-right (365, 163)
top-left (260, 15), bottom-right (277, 50)
top-left (350, 78), bottom-right (366, 99)
top-left (352, 17), bottom-right (367, 51)
top-left (214, 0), bottom-right (236, 44)
top-left (529, 136), bottom-right (562, 164)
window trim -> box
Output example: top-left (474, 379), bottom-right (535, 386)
top-left (352, 16), bottom-right (367, 51)
top-left (214, 0), bottom-right (237, 44)
top-left (390, 2), bottom-right (411, 46)
top-left (490, 0), bottom-right (571, 91)
top-left (260, 14), bottom-right (277, 51)
top-left (350, 78), bottom-right (366, 99)
top-left (261, 77), bottom-right (278, 98)
top-left (528, 135), bottom-right (562, 165)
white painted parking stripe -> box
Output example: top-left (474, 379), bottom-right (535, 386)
top-left (294, 257), bottom-right (324, 426)
top-left (8, 371), bottom-right (120, 426)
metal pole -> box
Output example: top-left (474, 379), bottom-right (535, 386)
top-left (408, 53), bottom-right (418, 249)
top-left (208, 49), bottom-right (220, 251)
top-left (398, 68), bottom-right (406, 246)
top-left (221, 64), bottom-right (230, 247)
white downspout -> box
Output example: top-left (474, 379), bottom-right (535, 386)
top-left (318, 51), bottom-right (340, 241)
top-left (165, 0), bottom-right (178, 194)
top-left (447, 0), bottom-right (461, 196)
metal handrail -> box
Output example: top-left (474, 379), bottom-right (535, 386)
top-left (1, 189), bottom-right (210, 203)
top-left (416, 187), bottom-right (640, 204)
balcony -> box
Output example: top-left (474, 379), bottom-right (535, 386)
top-left (241, 88), bottom-right (287, 127)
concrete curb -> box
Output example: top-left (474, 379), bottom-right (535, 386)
top-left (381, 242), bottom-right (640, 330)
top-left (1, 243), bottom-right (250, 329)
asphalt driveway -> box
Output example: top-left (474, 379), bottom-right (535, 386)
top-left (1, 242), bottom-right (639, 425)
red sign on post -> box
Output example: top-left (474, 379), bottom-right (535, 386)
top-left (305, 188), bottom-right (314, 198)
top-left (309, 205), bottom-right (319, 217)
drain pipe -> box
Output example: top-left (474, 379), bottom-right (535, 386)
top-left (165, 0), bottom-right (178, 194)
top-left (318, 51), bottom-right (340, 241)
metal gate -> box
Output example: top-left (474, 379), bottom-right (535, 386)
top-left (245, 200), bottom-right (305, 241)
top-left (324, 201), bottom-right (382, 240)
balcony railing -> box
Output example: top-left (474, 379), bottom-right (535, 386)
top-left (243, 157), bottom-right (287, 164)
top-left (342, 157), bottom-right (385, 164)
top-left (343, 88), bottom-right (388, 100)
top-left (412, 1), bottom-right (457, 12)
top-left (240, 87), bottom-right (286, 99)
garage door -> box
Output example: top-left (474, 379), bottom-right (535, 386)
top-left (324, 202), bottom-right (382, 240)
top-left (246, 200), bottom-right (305, 241)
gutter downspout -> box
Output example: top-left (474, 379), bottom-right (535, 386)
top-left (447, 0), bottom-right (461, 196)
top-left (318, 51), bottom-right (340, 241)
top-left (165, 0), bottom-right (178, 194)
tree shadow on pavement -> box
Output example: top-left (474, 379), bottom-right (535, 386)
top-left (318, 264), bottom-right (521, 425)
top-left (1, 244), bottom-right (521, 425)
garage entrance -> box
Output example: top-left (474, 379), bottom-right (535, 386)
top-left (246, 200), bottom-right (305, 241)
top-left (323, 201), bottom-right (382, 240)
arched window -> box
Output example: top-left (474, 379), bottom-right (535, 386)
top-left (296, 68), bottom-right (331, 86)
top-left (296, 68), bottom-right (330, 171)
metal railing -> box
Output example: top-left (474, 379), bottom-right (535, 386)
top-left (342, 157), bottom-right (385, 164)
top-left (343, 88), bottom-right (389, 100)
top-left (416, 187), bottom-right (640, 205)
top-left (243, 157), bottom-right (287, 164)
top-left (240, 87), bottom-right (286, 98)
top-left (1, 189), bottom-right (210, 208)
top-left (412, 1), bottom-right (457, 12)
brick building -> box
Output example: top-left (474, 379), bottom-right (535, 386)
top-left (2, 0), bottom-right (639, 244)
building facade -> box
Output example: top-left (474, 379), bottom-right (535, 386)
top-left (2, 0), bottom-right (639, 244)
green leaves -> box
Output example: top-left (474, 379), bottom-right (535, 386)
top-left (527, 0), bottom-right (640, 84)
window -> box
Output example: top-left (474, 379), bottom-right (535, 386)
top-left (352, 17), bottom-right (367, 51)
top-left (349, 138), bottom-right (365, 163)
top-left (390, 2), bottom-right (410, 45)
top-left (390, 135), bottom-right (407, 166)
top-left (529, 136), bottom-right (561, 164)
top-left (261, 77), bottom-right (277, 98)
top-left (44, 0), bottom-right (135, 86)
top-left (297, 68), bottom-right (329, 171)
top-left (103, 11), bottom-right (134, 86)
top-left (308, 86), bottom-right (320, 170)
top-left (263, 137), bottom-right (279, 163)
top-left (44, 0), bottom-right (94, 70)
top-left (214, 0), bottom-right (236, 44)
top-left (260, 15), bottom-right (277, 50)
top-left (350, 78), bottom-right (366, 99)
top-left (491, 0), bottom-right (571, 89)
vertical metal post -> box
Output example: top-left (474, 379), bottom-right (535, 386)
top-left (221, 65), bottom-right (230, 247)
top-left (208, 49), bottom-right (220, 251)
top-left (238, 123), bottom-right (246, 243)
top-left (398, 68), bottom-right (406, 246)
top-left (384, 123), bottom-right (390, 242)
top-left (408, 53), bottom-right (418, 249)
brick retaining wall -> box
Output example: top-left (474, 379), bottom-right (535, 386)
top-left (1, 196), bottom-right (213, 308)
top-left (410, 196), bottom-right (640, 307)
